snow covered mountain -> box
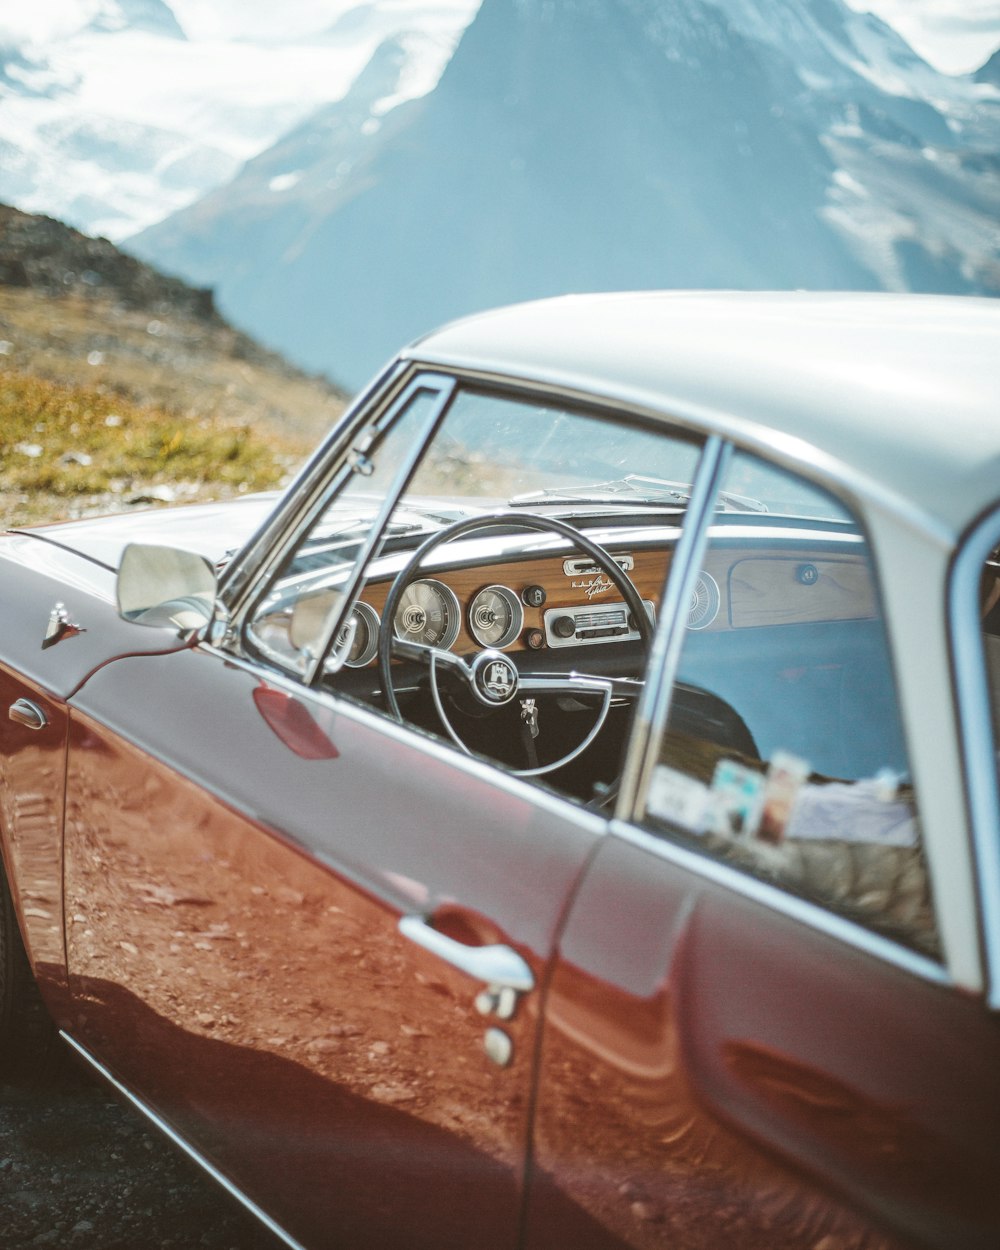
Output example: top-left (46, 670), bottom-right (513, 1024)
top-left (0, 0), bottom-right (479, 240)
top-left (127, 0), bottom-right (1000, 389)
top-left (978, 49), bottom-right (1000, 88)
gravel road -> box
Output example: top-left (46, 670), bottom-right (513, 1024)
top-left (0, 1052), bottom-right (284, 1250)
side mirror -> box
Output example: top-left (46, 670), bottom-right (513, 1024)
top-left (117, 543), bottom-right (218, 632)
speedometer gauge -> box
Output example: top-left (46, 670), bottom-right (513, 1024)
top-left (468, 585), bottom-right (523, 649)
top-left (393, 579), bottom-right (461, 649)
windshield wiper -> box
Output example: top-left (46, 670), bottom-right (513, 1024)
top-left (509, 474), bottom-right (766, 513)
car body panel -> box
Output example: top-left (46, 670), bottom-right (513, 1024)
top-left (525, 828), bottom-right (1000, 1250)
top-left (19, 493), bottom-right (278, 573)
top-left (64, 643), bottom-right (604, 1248)
top-left (0, 532), bottom-right (195, 1014)
top-left (0, 664), bottom-right (70, 1011)
top-left (0, 533), bottom-right (187, 696)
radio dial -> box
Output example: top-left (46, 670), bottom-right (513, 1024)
top-left (553, 615), bottom-right (577, 639)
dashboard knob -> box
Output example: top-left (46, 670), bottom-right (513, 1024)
top-left (553, 615), bottom-right (577, 639)
top-left (522, 585), bottom-right (546, 608)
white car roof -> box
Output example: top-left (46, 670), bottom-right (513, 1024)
top-left (407, 291), bottom-right (1000, 542)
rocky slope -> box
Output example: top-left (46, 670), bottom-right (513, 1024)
top-left (0, 203), bottom-right (346, 525)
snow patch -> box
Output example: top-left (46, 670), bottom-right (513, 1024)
top-left (832, 168), bottom-right (870, 198)
top-left (268, 171), bottom-right (302, 192)
top-left (0, 0), bottom-right (481, 240)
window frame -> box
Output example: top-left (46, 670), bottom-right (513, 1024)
top-left (950, 506), bottom-right (1000, 1010)
top-left (233, 371), bottom-right (458, 683)
top-left (621, 435), bottom-right (950, 981)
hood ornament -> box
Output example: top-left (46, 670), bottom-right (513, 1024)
top-left (42, 603), bottom-right (86, 650)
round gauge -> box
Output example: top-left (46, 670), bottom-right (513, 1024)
top-left (393, 579), bottom-right (461, 650)
top-left (468, 585), bottom-right (524, 649)
top-left (687, 571), bottom-right (720, 630)
top-left (339, 601), bottom-right (380, 667)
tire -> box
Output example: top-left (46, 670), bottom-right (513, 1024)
top-left (0, 858), bottom-right (57, 1082)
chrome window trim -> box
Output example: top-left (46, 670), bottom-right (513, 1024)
top-left (206, 363), bottom-right (963, 981)
top-left (223, 364), bottom-right (444, 621)
top-left (231, 372), bottom-right (458, 680)
top-left (299, 380), bottom-right (459, 684)
top-left (617, 435), bottom-right (731, 820)
top-left (60, 1032), bottom-right (307, 1250)
top-left (219, 358), bottom-right (409, 607)
top-left (950, 507), bottom-right (1000, 1010)
top-left (607, 819), bottom-right (952, 989)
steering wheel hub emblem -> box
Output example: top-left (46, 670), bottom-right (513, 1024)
top-left (471, 651), bottom-right (519, 705)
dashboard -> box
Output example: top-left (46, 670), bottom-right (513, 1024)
top-left (336, 520), bottom-right (876, 670)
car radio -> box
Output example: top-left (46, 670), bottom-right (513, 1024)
top-left (543, 600), bottom-right (655, 648)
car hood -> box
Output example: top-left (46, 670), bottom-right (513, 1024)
top-left (15, 494), bottom-right (280, 573)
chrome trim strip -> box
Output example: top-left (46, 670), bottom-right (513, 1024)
top-left (58, 1032), bottom-right (308, 1250)
top-left (949, 509), bottom-right (1000, 1009)
top-left (617, 436), bottom-right (731, 819)
top-left (607, 820), bottom-right (952, 988)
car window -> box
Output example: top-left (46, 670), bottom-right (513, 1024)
top-left (245, 381), bottom-right (448, 675)
top-left (247, 379), bottom-right (706, 804)
top-left (641, 450), bottom-right (941, 960)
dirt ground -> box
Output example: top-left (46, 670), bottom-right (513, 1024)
top-left (0, 1052), bottom-right (283, 1250)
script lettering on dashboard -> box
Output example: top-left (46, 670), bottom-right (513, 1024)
top-left (571, 574), bottom-right (614, 599)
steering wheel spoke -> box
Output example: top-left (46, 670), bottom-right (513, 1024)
top-left (518, 672), bottom-right (644, 701)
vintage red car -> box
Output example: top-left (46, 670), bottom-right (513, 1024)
top-left (1, 291), bottom-right (998, 1250)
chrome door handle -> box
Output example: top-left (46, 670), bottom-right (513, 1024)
top-left (398, 915), bottom-right (534, 993)
top-left (9, 699), bottom-right (47, 731)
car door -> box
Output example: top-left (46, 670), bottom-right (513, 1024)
top-left (524, 447), bottom-right (1000, 1250)
top-left (61, 371), bottom-right (696, 1249)
top-left (64, 643), bottom-right (603, 1250)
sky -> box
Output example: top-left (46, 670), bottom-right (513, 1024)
top-left (1, 0), bottom-right (998, 74)
top-left (846, 0), bottom-right (1000, 72)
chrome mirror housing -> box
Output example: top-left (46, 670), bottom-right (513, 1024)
top-left (117, 543), bottom-right (218, 632)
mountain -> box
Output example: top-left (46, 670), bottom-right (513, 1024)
top-left (85, 0), bottom-right (187, 39)
top-left (128, 0), bottom-right (1000, 390)
top-left (0, 0), bottom-right (479, 242)
top-left (977, 49), bottom-right (1000, 88)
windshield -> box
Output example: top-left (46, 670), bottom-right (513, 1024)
top-left (406, 391), bottom-right (841, 522)
top-left (406, 391), bottom-right (702, 503)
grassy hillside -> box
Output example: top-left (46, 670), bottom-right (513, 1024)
top-left (0, 205), bottom-right (348, 527)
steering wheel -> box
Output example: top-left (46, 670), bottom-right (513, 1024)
top-left (377, 512), bottom-right (652, 776)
